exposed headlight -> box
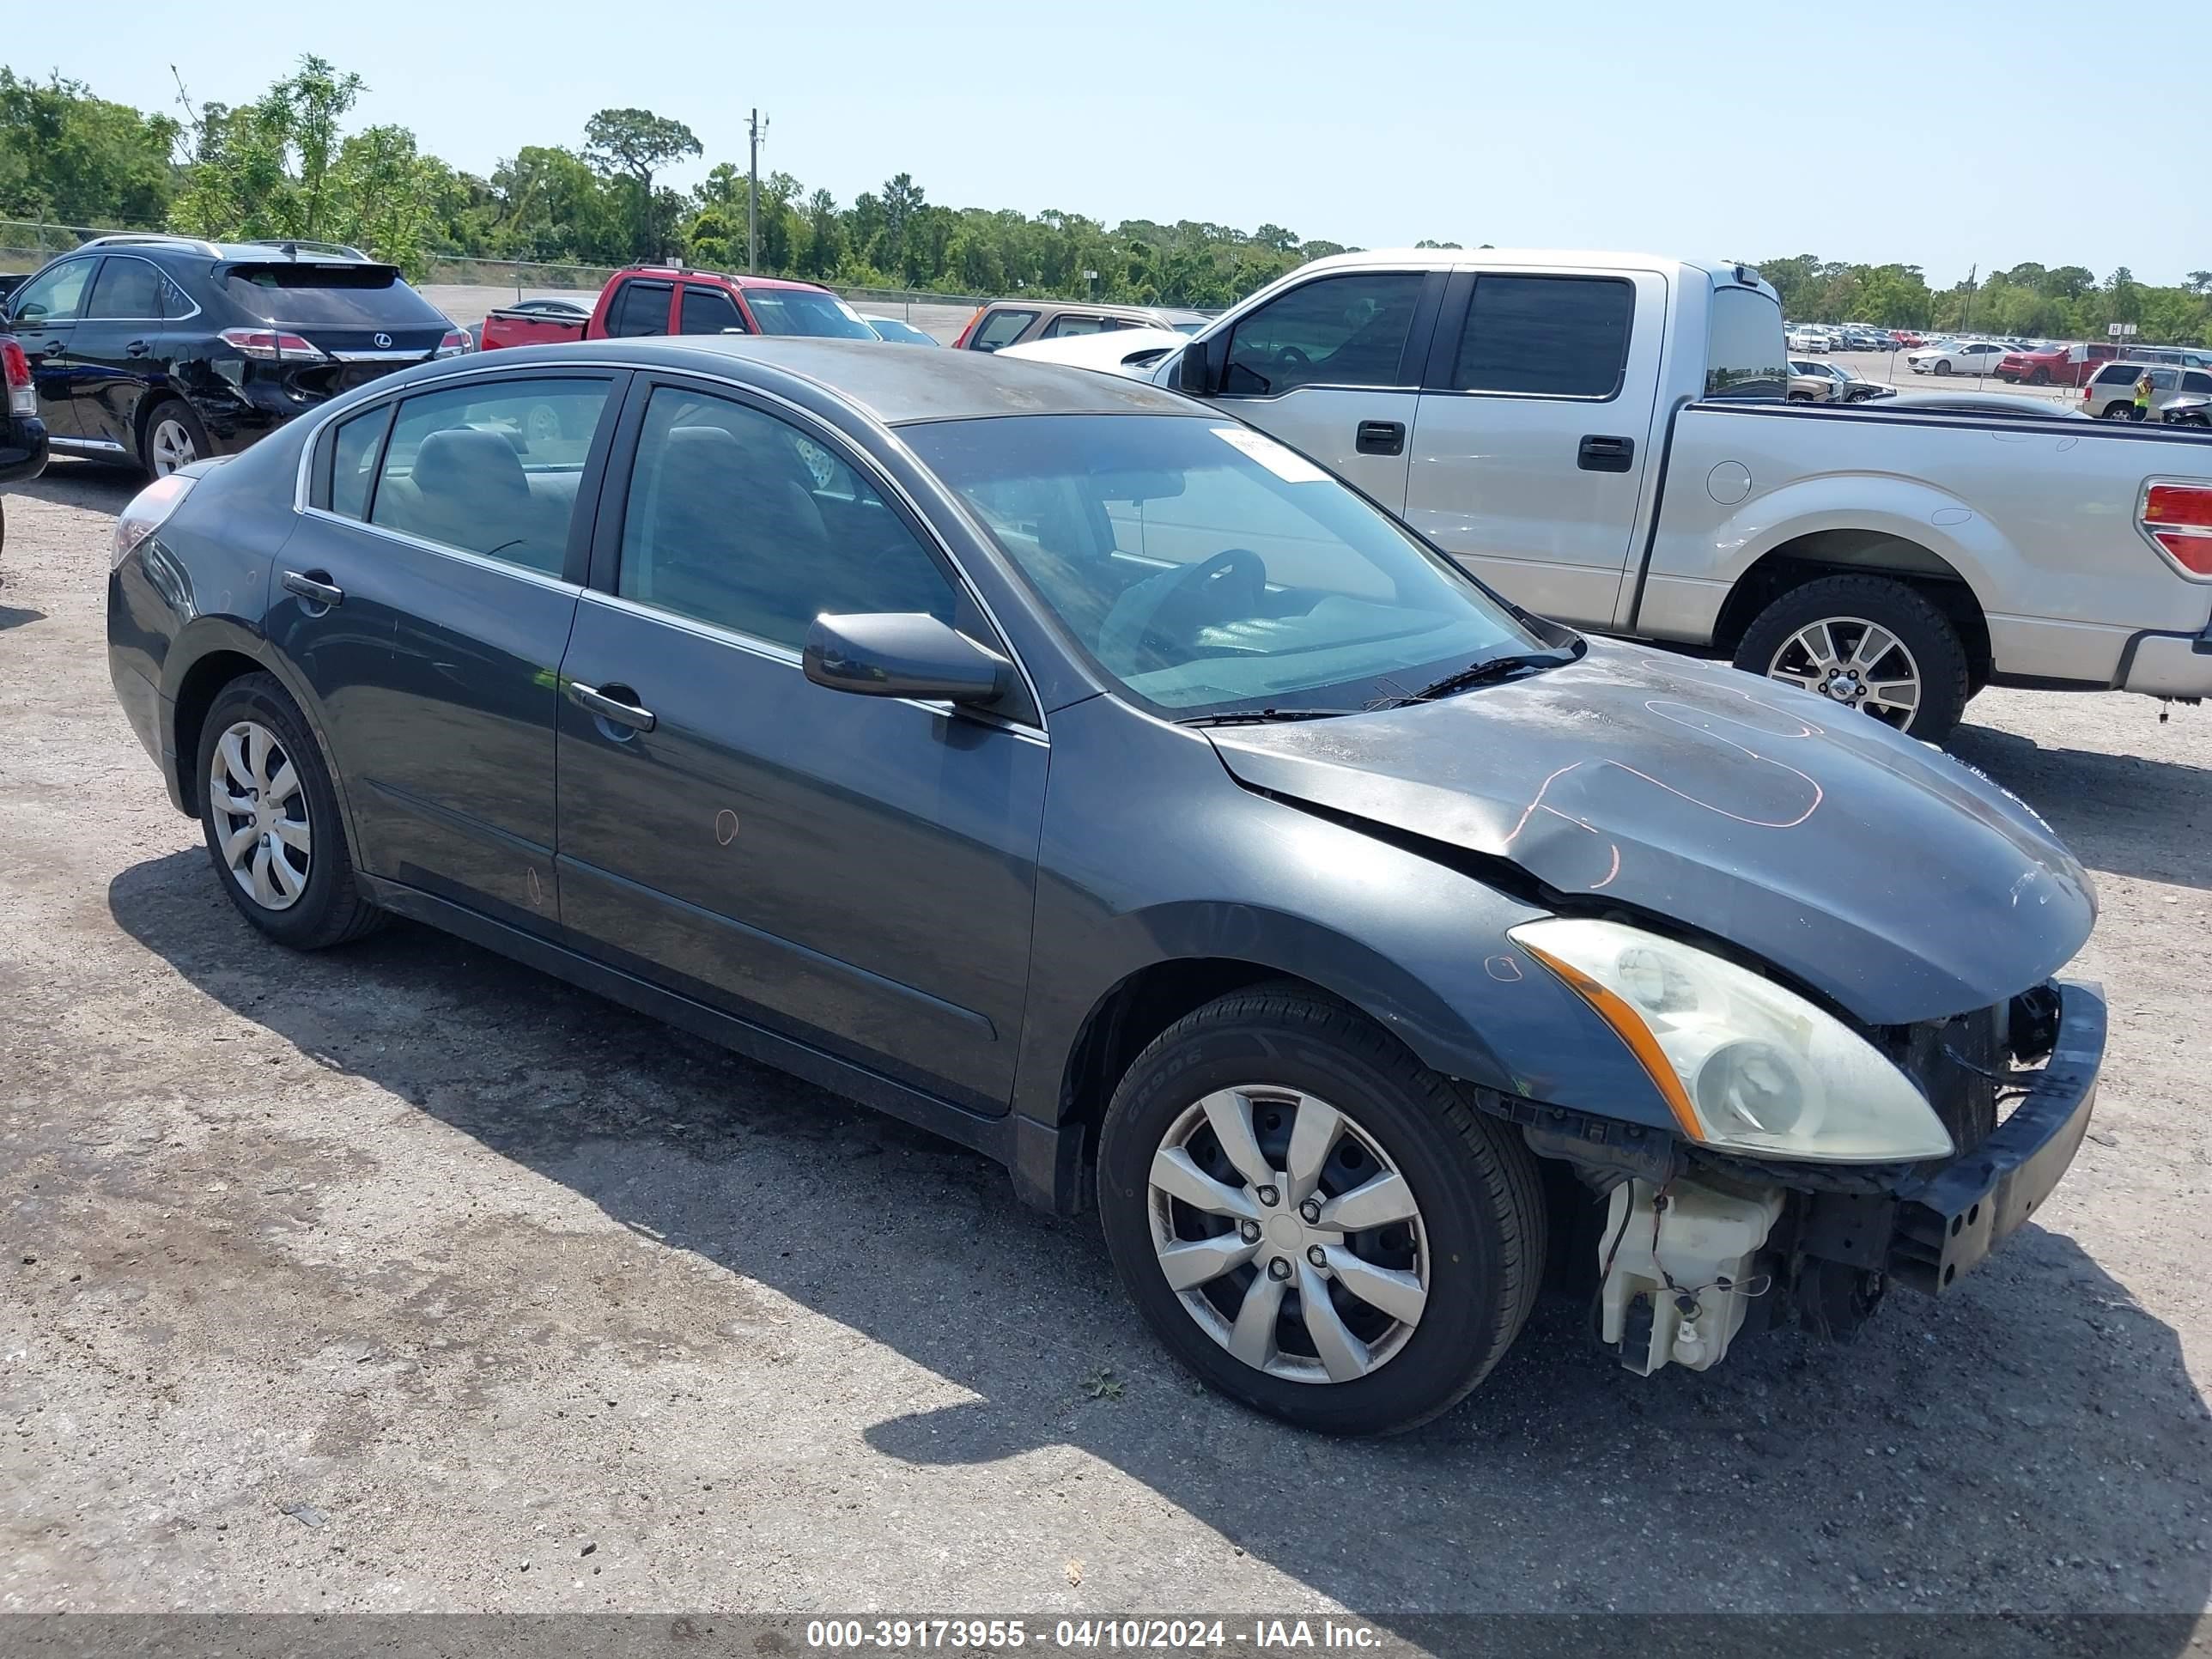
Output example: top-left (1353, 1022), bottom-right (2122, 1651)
top-left (111, 473), bottom-right (197, 571)
top-left (1508, 917), bottom-right (1954, 1164)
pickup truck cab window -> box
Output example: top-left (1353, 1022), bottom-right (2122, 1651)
top-left (1449, 275), bottom-right (1632, 399)
top-left (678, 286), bottom-right (746, 335)
top-left (1223, 271), bottom-right (1426, 396)
top-left (605, 280), bottom-right (674, 338)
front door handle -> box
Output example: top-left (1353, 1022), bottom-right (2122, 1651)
top-left (566, 679), bottom-right (657, 733)
top-left (280, 569), bottom-right (344, 608)
top-left (1355, 419), bottom-right (1407, 456)
top-left (1577, 434), bottom-right (1636, 472)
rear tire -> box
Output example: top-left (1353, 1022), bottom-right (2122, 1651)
top-left (139, 397), bottom-right (212, 481)
top-left (195, 672), bottom-right (383, 950)
top-left (1733, 573), bottom-right (1972, 743)
top-left (1097, 986), bottom-right (1547, 1436)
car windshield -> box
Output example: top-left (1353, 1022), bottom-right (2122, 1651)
top-left (906, 413), bottom-right (1548, 716)
top-left (743, 288), bottom-right (877, 339)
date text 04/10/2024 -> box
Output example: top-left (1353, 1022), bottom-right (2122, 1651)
top-left (802, 1619), bottom-right (1384, 1650)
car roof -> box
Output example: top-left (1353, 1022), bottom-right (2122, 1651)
top-left (614, 264), bottom-right (836, 293)
top-left (488, 335), bottom-right (1200, 425)
top-left (981, 298), bottom-right (1171, 321)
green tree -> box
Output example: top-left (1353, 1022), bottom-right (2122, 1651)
top-left (171, 55), bottom-right (367, 243)
top-left (582, 107), bottom-right (701, 258)
top-left (0, 69), bottom-right (179, 227)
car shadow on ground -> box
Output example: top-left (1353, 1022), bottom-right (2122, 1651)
top-left (0, 602), bottom-right (45, 631)
top-left (13, 457), bottom-right (144, 512)
top-left (108, 850), bottom-right (2211, 1637)
top-left (1952, 719), bottom-right (2212, 892)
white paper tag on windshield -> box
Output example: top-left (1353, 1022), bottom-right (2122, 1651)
top-left (1210, 426), bottom-right (1329, 484)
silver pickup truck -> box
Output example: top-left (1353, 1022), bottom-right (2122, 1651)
top-left (1153, 250), bottom-right (2212, 741)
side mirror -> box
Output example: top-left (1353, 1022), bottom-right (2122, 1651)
top-left (1176, 332), bottom-right (1223, 397)
top-left (804, 613), bottom-right (1010, 706)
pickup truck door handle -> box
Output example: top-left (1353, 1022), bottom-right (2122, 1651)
top-left (566, 679), bottom-right (657, 733)
top-left (279, 569), bottom-right (344, 609)
top-left (1355, 419), bottom-right (1407, 457)
top-left (1577, 434), bottom-right (1636, 473)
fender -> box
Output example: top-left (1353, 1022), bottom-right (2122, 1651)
top-left (1698, 471), bottom-right (2009, 608)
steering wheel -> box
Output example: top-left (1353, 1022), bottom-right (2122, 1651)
top-left (1098, 548), bottom-right (1268, 673)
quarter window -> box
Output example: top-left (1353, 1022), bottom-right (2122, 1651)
top-left (1452, 276), bottom-right (1633, 398)
top-left (969, 308), bottom-right (1036, 350)
top-left (615, 386), bottom-right (958, 649)
top-left (1042, 314), bottom-right (1109, 338)
top-left (605, 281), bottom-right (673, 338)
top-left (327, 404), bottom-right (396, 520)
top-left (368, 379), bottom-right (611, 575)
top-left (2184, 372), bottom-right (2212, 394)
top-left (86, 257), bottom-right (167, 319)
top-left (9, 259), bottom-right (95, 325)
top-left (1224, 271), bottom-right (1425, 395)
top-left (678, 286), bottom-right (746, 335)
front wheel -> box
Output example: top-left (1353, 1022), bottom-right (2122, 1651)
top-left (1097, 987), bottom-right (1547, 1436)
top-left (2028, 368), bottom-right (2051, 386)
top-left (1734, 573), bottom-right (1972, 742)
top-left (1933, 360), bottom-right (1952, 376)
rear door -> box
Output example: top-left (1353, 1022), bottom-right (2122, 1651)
top-left (277, 369), bottom-right (623, 927)
top-left (677, 283), bottom-right (748, 336)
top-left (1206, 266), bottom-right (1439, 512)
top-left (1401, 268), bottom-right (1661, 629)
top-left (600, 278), bottom-right (676, 338)
top-left (3, 257), bottom-right (96, 441)
top-left (70, 254), bottom-right (178, 451)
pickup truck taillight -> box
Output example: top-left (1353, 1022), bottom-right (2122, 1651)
top-left (217, 327), bottom-right (329, 362)
top-left (2143, 483), bottom-right (2212, 576)
top-left (2, 337), bottom-right (33, 417)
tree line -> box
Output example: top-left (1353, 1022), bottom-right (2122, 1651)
top-left (4, 58), bottom-right (2209, 340)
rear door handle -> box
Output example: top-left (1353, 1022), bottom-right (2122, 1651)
top-left (280, 569), bottom-right (344, 608)
top-left (37, 339), bottom-right (64, 358)
top-left (1355, 419), bottom-right (1407, 456)
top-left (566, 679), bottom-right (657, 733)
top-left (1577, 434), bottom-right (1636, 472)
top-left (125, 339), bottom-right (152, 357)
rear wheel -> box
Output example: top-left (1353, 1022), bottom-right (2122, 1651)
top-left (140, 398), bottom-right (212, 480)
top-left (1734, 573), bottom-right (1972, 742)
top-left (1097, 986), bottom-right (1546, 1436)
top-left (195, 672), bottom-right (382, 950)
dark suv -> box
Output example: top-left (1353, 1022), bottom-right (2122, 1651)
top-left (0, 235), bottom-right (470, 478)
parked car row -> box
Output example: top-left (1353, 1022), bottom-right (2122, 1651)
top-left (1789, 357), bottom-right (1894, 403)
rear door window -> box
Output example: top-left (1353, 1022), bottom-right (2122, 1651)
top-left (678, 286), bottom-right (747, 335)
top-left (85, 256), bottom-right (168, 320)
top-left (1224, 270), bottom-right (1425, 395)
top-left (368, 379), bottom-right (612, 575)
top-left (1451, 275), bottom-right (1633, 398)
top-left (605, 281), bottom-right (674, 338)
top-left (1043, 313), bottom-right (1109, 338)
top-left (969, 308), bottom-right (1036, 351)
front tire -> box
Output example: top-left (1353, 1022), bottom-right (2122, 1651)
top-left (1933, 360), bottom-right (1952, 376)
top-left (1097, 987), bottom-right (1546, 1436)
top-left (195, 672), bottom-right (382, 949)
top-left (1734, 573), bottom-right (1972, 742)
top-left (2028, 368), bottom-right (2051, 386)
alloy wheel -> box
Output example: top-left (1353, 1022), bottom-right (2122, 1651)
top-left (1765, 616), bottom-right (1923, 728)
top-left (207, 720), bottom-right (313, 910)
top-left (1146, 1085), bottom-right (1429, 1384)
top-left (149, 416), bottom-right (198, 476)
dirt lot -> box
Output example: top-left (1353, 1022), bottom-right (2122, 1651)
top-left (2, 465), bottom-right (2209, 1629)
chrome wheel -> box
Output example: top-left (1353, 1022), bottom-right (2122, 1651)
top-left (1766, 617), bottom-right (1922, 728)
top-left (208, 720), bottom-right (312, 911)
top-left (149, 416), bottom-right (198, 477)
top-left (1146, 1086), bottom-right (1428, 1385)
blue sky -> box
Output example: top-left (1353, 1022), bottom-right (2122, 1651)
top-left (17, 0), bottom-right (2210, 284)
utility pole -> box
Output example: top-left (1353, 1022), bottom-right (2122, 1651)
top-left (1960, 264), bottom-right (1976, 334)
top-left (746, 108), bottom-right (769, 274)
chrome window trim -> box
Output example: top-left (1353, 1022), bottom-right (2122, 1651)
top-left (290, 356), bottom-right (1051, 735)
top-left (296, 505), bottom-right (588, 594)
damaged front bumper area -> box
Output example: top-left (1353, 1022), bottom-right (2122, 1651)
top-left (1597, 979), bottom-right (2105, 1377)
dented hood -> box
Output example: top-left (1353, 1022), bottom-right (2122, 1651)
top-left (1206, 642), bottom-right (2094, 1024)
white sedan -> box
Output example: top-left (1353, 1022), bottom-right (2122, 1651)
top-left (1786, 326), bottom-right (1832, 353)
top-left (997, 326), bottom-right (1190, 379)
top-left (1909, 340), bottom-right (2009, 376)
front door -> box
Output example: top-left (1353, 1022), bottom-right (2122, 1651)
top-left (1402, 270), bottom-right (1665, 629)
top-left (553, 377), bottom-right (1047, 1111)
top-left (1206, 268), bottom-right (1438, 514)
top-left (272, 369), bottom-right (622, 930)
top-left (70, 254), bottom-right (175, 453)
top-left (4, 257), bottom-right (95, 442)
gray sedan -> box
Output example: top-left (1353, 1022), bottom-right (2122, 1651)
top-left (106, 338), bottom-right (2105, 1433)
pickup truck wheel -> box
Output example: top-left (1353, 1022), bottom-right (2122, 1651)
top-left (1735, 574), bottom-right (1970, 742)
top-left (1097, 986), bottom-right (1546, 1436)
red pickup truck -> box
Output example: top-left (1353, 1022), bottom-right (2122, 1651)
top-left (478, 264), bottom-right (880, 350)
top-left (1996, 342), bottom-right (2117, 388)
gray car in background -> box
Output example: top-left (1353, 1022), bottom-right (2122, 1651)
top-left (106, 337), bottom-right (2106, 1435)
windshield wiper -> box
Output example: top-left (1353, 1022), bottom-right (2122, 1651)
top-left (1177, 707), bottom-right (1365, 729)
top-left (1393, 648), bottom-right (1580, 706)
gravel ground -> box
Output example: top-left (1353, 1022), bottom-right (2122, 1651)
top-left (1, 465), bottom-right (2209, 1628)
